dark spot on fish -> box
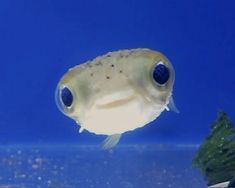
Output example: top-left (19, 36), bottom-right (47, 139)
top-left (95, 61), bottom-right (102, 66)
top-left (106, 54), bottom-right (111, 57)
top-left (119, 54), bottom-right (124, 58)
top-left (119, 70), bottom-right (123, 73)
top-left (125, 54), bottom-right (130, 58)
top-left (106, 76), bottom-right (110, 79)
top-left (111, 64), bottom-right (114, 67)
top-left (90, 73), bottom-right (93, 77)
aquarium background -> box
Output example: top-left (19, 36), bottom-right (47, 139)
top-left (0, 0), bottom-right (234, 187)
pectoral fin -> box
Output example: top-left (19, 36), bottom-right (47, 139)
top-left (167, 96), bottom-right (179, 113)
top-left (101, 134), bottom-right (122, 150)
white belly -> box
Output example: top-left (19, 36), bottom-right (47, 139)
top-left (81, 94), bottom-right (165, 135)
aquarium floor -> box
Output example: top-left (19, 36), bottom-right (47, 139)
top-left (0, 145), bottom-right (206, 188)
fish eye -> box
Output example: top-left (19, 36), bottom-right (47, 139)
top-left (152, 62), bottom-right (170, 85)
top-left (60, 87), bottom-right (73, 107)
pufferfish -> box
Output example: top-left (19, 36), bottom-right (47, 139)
top-left (55, 48), bottom-right (178, 149)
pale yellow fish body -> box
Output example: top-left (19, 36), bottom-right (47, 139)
top-left (55, 48), bottom-right (177, 147)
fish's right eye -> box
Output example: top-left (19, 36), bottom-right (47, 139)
top-left (61, 87), bottom-right (73, 107)
top-left (152, 62), bottom-right (170, 85)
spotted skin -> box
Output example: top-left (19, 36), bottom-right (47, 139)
top-left (55, 48), bottom-right (176, 143)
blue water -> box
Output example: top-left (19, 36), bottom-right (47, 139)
top-left (0, 145), bottom-right (205, 188)
top-left (0, 0), bottom-right (235, 144)
top-left (0, 0), bottom-right (235, 187)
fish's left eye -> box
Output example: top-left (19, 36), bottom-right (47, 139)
top-left (152, 63), bottom-right (170, 85)
top-left (61, 87), bottom-right (73, 107)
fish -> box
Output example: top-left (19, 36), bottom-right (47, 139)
top-left (55, 48), bottom-right (178, 149)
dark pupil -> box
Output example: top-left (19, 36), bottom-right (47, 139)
top-left (61, 87), bottom-right (73, 107)
top-left (153, 64), bottom-right (170, 85)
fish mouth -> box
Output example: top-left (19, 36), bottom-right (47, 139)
top-left (94, 89), bottom-right (138, 109)
top-left (96, 94), bottom-right (137, 109)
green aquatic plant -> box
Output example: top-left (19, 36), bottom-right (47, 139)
top-left (192, 111), bottom-right (235, 186)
